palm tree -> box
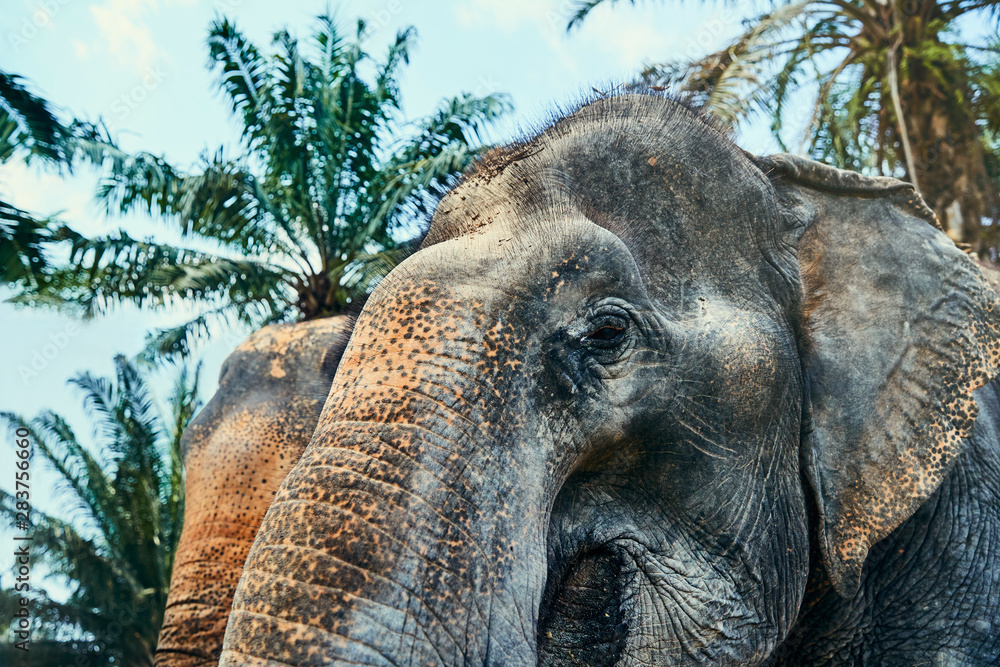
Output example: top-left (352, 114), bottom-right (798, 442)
top-left (0, 71), bottom-right (105, 288)
top-left (569, 0), bottom-right (1000, 257)
top-left (0, 357), bottom-right (200, 667)
top-left (26, 13), bottom-right (512, 357)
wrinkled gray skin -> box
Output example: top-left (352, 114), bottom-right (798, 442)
top-left (219, 94), bottom-right (1000, 665)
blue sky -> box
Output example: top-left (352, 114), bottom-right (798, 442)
top-left (0, 0), bottom-right (785, 588)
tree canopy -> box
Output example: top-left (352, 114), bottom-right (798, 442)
top-left (0, 357), bottom-right (200, 666)
top-left (571, 0), bottom-right (1000, 257)
top-left (16, 14), bottom-right (511, 358)
top-left (0, 71), bottom-right (107, 289)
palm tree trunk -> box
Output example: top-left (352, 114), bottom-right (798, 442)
top-left (886, 40), bottom-right (920, 195)
top-left (895, 36), bottom-right (990, 253)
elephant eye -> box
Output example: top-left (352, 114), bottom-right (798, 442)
top-left (580, 315), bottom-right (629, 349)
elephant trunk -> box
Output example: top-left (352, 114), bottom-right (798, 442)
top-left (221, 417), bottom-right (547, 665)
top-left (221, 287), bottom-right (550, 666)
top-left (155, 519), bottom-right (257, 666)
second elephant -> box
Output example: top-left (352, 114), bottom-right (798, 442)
top-left (155, 316), bottom-right (351, 666)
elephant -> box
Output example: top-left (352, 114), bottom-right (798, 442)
top-left (213, 92), bottom-right (1000, 666)
top-left (155, 316), bottom-right (352, 666)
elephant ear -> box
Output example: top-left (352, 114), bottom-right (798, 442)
top-left (762, 153), bottom-right (1000, 597)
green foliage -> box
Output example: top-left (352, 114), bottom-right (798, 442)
top-left (0, 70), bottom-right (113, 288)
top-left (0, 200), bottom-right (58, 289)
top-left (25, 12), bottom-right (512, 357)
top-left (641, 2), bottom-right (815, 129)
top-left (0, 72), bottom-right (65, 164)
top-left (0, 72), bottom-right (70, 288)
top-left (0, 357), bottom-right (201, 667)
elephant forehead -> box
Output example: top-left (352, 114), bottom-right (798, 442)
top-left (181, 317), bottom-right (350, 460)
top-left (401, 217), bottom-right (642, 298)
top-left (220, 317), bottom-right (350, 386)
top-left (424, 94), bottom-right (768, 254)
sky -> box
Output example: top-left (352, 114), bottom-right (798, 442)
top-left (0, 0), bottom-right (784, 590)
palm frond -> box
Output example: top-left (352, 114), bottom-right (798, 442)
top-left (363, 92), bottom-right (512, 240)
top-left (0, 71), bottom-right (66, 164)
top-left (0, 586), bottom-right (125, 665)
top-left (71, 357), bottom-right (160, 461)
top-left (0, 76), bottom-right (124, 300)
top-left (313, 13), bottom-right (346, 82)
top-left (336, 245), bottom-right (414, 297)
top-left (0, 488), bottom-right (142, 608)
top-left (96, 150), bottom-right (183, 214)
top-left (643, 2), bottom-right (815, 128)
top-left (0, 360), bottom-right (200, 665)
top-left (154, 253), bottom-right (292, 304)
top-left (411, 92), bottom-right (514, 147)
top-left (566, 0), bottom-right (641, 30)
top-left (139, 306), bottom-right (233, 360)
top-left (65, 118), bottom-right (123, 166)
top-left (158, 361), bottom-right (200, 577)
top-left (207, 16), bottom-right (269, 145)
top-left (25, 230), bottom-right (292, 317)
top-left (53, 11), bottom-right (510, 332)
top-left (0, 199), bottom-right (57, 287)
top-left (98, 150), bottom-right (295, 254)
top-left (940, 0), bottom-right (1000, 20)
top-left (373, 26), bottom-right (417, 110)
top-left (371, 144), bottom-right (472, 238)
top-left (2, 413), bottom-right (114, 532)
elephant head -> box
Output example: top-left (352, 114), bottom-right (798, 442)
top-left (155, 317), bottom-right (351, 666)
top-left (219, 94), bottom-right (1000, 665)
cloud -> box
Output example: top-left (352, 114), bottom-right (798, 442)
top-left (71, 39), bottom-right (89, 59)
top-left (89, 0), bottom-right (158, 74)
top-left (453, 0), bottom-right (741, 75)
top-left (571, 8), bottom-right (667, 70)
top-left (84, 0), bottom-right (199, 76)
top-left (455, 0), bottom-right (556, 33)
top-left (452, 0), bottom-right (588, 78)
top-left (453, 0), bottom-right (673, 78)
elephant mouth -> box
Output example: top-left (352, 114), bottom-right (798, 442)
top-left (537, 543), bottom-right (634, 666)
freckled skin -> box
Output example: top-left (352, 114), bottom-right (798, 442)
top-left (220, 94), bottom-right (1000, 666)
top-left (155, 317), bottom-right (351, 667)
